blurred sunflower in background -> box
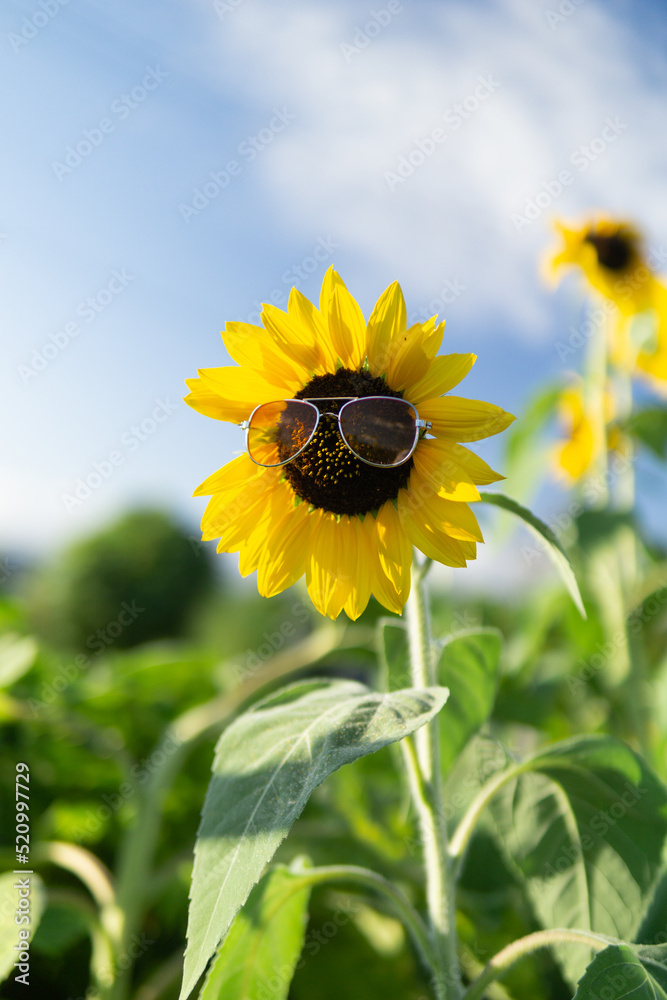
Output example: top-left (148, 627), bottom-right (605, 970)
top-left (185, 268), bottom-right (514, 619)
top-left (547, 214), bottom-right (667, 393)
top-left (554, 381), bottom-right (623, 483)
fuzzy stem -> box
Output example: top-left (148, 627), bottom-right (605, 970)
top-left (288, 861), bottom-right (438, 974)
top-left (462, 928), bottom-right (611, 1000)
top-left (406, 559), bottom-right (461, 1000)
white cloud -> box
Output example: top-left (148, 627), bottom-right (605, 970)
top-left (199, 0), bottom-right (667, 342)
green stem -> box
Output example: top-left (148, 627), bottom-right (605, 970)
top-left (462, 928), bottom-right (612, 1000)
top-left (406, 559), bottom-right (461, 1000)
top-left (45, 889), bottom-right (113, 1000)
top-left (39, 841), bottom-right (121, 998)
top-left (449, 762), bottom-right (529, 874)
top-left (288, 861), bottom-right (438, 974)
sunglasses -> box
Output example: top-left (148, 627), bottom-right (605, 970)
top-left (239, 396), bottom-right (432, 469)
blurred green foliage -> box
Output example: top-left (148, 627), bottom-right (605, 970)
top-left (25, 510), bottom-right (215, 650)
top-left (1, 486), bottom-right (667, 1000)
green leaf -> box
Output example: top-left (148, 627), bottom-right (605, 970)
top-left (490, 735), bottom-right (667, 988)
top-left (180, 679), bottom-right (448, 1000)
top-left (574, 943), bottom-right (667, 999)
top-left (436, 629), bottom-right (502, 776)
top-left (377, 619), bottom-right (410, 692)
top-left (0, 872), bottom-right (46, 983)
top-left (479, 492), bottom-right (586, 617)
top-left (626, 406), bottom-right (667, 458)
top-left (199, 865), bottom-right (311, 1000)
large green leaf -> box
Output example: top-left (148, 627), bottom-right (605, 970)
top-left (574, 943), bottom-right (667, 998)
top-left (0, 872), bottom-right (45, 983)
top-left (479, 492), bottom-right (586, 617)
top-left (490, 735), bottom-right (667, 988)
top-left (199, 865), bottom-right (311, 1000)
top-left (180, 679), bottom-right (448, 1000)
top-left (436, 629), bottom-right (502, 776)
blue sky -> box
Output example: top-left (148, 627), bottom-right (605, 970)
top-left (2, 0), bottom-right (666, 589)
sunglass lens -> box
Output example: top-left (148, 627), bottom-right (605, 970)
top-left (339, 397), bottom-right (417, 467)
top-left (247, 400), bottom-right (318, 467)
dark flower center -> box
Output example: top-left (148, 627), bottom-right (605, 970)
top-left (583, 230), bottom-right (634, 272)
top-left (282, 368), bottom-right (413, 516)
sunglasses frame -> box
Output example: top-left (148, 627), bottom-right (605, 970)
top-left (240, 396), bottom-right (431, 469)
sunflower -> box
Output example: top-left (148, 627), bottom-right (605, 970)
top-left (185, 269), bottom-right (514, 619)
top-left (547, 215), bottom-right (667, 392)
top-left (554, 382), bottom-right (617, 483)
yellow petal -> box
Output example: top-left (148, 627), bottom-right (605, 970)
top-left (419, 396), bottom-right (515, 441)
top-left (237, 499), bottom-right (279, 576)
top-left (261, 301), bottom-right (324, 374)
top-left (412, 439), bottom-right (481, 501)
top-left (367, 501), bottom-right (412, 613)
top-left (365, 280), bottom-right (407, 377)
top-left (287, 287), bottom-right (336, 371)
top-left (184, 378), bottom-right (252, 423)
top-left (406, 353), bottom-right (476, 404)
top-left (385, 318), bottom-right (445, 391)
top-left (306, 511), bottom-right (355, 619)
top-left (403, 480), bottom-right (483, 542)
top-left (234, 480), bottom-right (296, 575)
top-left (398, 490), bottom-right (481, 566)
top-left (257, 499), bottom-right (314, 598)
top-left (436, 441), bottom-right (505, 486)
top-left (637, 280), bottom-right (667, 391)
top-left (320, 268), bottom-right (366, 368)
top-left (197, 366), bottom-right (288, 423)
top-left (343, 516), bottom-right (373, 621)
top-left (203, 469), bottom-right (278, 544)
top-left (222, 321), bottom-right (308, 388)
top-left (194, 453), bottom-right (261, 497)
